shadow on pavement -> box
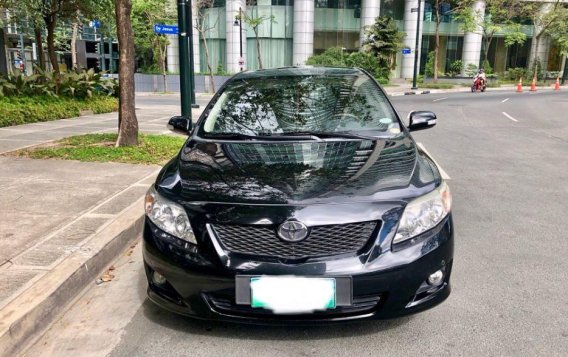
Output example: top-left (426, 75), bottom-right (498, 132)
top-left (140, 294), bottom-right (413, 341)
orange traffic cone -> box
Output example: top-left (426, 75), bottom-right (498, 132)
top-left (554, 76), bottom-right (560, 91)
top-left (516, 78), bottom-right (523, 93)
top-left (530, 77), bottom-right (537, 92)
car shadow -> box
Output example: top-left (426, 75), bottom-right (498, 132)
top-left (140, 293), bottom-right (413, 341)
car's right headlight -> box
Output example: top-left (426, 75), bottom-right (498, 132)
top-left (393, 182), bottom-right (452, 245)
top-left (144, 186), bottom-right (197, 244)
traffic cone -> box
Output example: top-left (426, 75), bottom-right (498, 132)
top-left (554, 76), bottom-right (560, 91)
top-left (530, 77), bottom-right (537, 92)
top-left (516, 78), bottom-right (523, 93)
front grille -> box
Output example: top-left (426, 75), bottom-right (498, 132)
top-left (211, 221), bottom-right (379, 260)
top-left (206, 292), bottom-right (382, 319)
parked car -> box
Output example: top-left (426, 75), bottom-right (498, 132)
top-left (143, 67), bottom-right (453, 323)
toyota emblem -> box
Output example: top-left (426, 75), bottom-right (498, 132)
top-left (277, 220), bottom-right (309, 242)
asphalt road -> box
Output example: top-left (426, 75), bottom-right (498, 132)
top-left (26, 90), bottom-right (568, 357)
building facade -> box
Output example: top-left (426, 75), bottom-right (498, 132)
top-left (166, 0), bottom-right (567, 78)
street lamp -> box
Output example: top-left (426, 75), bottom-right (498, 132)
top-left (233, 7), bottom-right (243, 71)
top-left (411, 1), bottom-right (422, 90)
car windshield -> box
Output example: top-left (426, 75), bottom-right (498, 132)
top-left (199, 70), bottom-right (402, 138)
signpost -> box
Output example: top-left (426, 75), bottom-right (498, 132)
top-left (153, 24), bottom-right (179, 35)
top-left (402, 48), bottom-right (412, 55)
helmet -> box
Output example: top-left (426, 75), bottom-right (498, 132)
top-left (479, 68), bottom-right (485, 73)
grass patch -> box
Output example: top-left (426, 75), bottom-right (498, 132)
top-left (12, 133), bottom-right (186, 165)
top-left (418, 83), bottom-right (455, 89)
top-left (0, 95), bottom-right (118, 128)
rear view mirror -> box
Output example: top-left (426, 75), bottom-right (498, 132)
top-left (408, 111), bottom-right (437, 132)
top-left (167, 116), bottom-right (192, 135)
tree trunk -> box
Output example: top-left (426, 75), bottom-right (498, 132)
top-left (45, 17), bottom-right (59, 75)
top-left (201, 28), bottom-right (215, 93)
top-left (71, 21), bottom-right (79, 70)
top-left (255, 29), bottom-right (263, 69)
top-left (115, 0), bottom-right (139, 147)
top-left (33, 28), bottom-right (46, 72)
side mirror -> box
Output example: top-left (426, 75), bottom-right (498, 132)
top-left (408, 111), bottom-right (437, 132)
top-left (167, 116), bottom-right (192, 135)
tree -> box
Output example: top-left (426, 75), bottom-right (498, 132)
top-left (522, 0), bottom-right (568, 75)
top-left (115, 0), bottom-right (139, 146)
top-left (240, 2), bottom-right (275, 69)
top-left (132, 0), bottom-right (176, 90)
top-left (457, 0), bottom-right (526, 70)
top-left (194, 0), bottom-right (218, 92)
top-left (362, 16), bottom-right (404, 78)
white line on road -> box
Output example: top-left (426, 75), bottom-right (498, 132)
top-left (501, 98), bottom-right (510, 103)
top-left (416, 142), bottom-right (451, 180)
top-left (432, 97), bottom-right (448, 102)
top-left (502, 112), bottom-right (518, 122)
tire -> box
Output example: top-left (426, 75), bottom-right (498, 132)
top-left (471, 85), bottom-right (476, 92)
top-left (481, 86), bottom-right (486, 92)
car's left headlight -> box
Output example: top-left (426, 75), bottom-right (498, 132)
top-left (144, 186), bottom-right (197, 244)
top-left (393, 182), bottom-right (452, 245)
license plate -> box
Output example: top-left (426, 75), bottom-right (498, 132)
top-left (250, 276), bottom-right (336, 314)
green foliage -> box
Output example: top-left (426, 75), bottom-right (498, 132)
top-left (14, 133), bottom-right (186, 165)
top-left (424, 51), bottom-right (435, 78)
top-left (0, 95), bottom-right (118, 127)
top-left (527, 58), bottom-right (543, 81)
top-left (215, 63), bottom-right (228, 75)
top-left (505, 67), bottom-right (526, 81)
top-left (465, 63), bottom-right (478, 77)
top-left (306, 48), bottom-right (389, 82)
top-left (447, 60), bottom-right (463, 77)
top-left (481, 59), bottom-right (493, 74)
top-left (132, 0), bottom-right (176, 72)
top-left (0, 68), bottom-right (117, 98)
top-left (362, 16), bottom-right (404, 78)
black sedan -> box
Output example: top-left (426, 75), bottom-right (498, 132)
top-left (143, 67), bottom-right (453, 323)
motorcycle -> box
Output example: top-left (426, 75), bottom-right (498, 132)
top-left (471, 77), bottom-right (486, 92)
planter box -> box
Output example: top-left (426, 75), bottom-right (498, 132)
top-left (133, 74), bottom-right (231, 93)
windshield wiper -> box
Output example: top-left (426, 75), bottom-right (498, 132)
top-left (205, 133), bottom-right (315, 141)
top-left (276, 131), bottom-right (377, 140)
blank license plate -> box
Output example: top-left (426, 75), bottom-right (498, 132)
top-left (250, 276), bottom-right (336, 314)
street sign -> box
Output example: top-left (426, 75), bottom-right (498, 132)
top-left (89, 20), bottom-right (101, 28)
top-left (402, 48), bottom-right (412, 55)
top-left (154, 24), bottom-right (179, 35)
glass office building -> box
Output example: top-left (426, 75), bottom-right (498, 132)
top-left (165, 0), bottom-right (566, 78)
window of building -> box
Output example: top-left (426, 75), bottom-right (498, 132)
top-left (212, 0), bottom-right (225, 8)
top-left (380, 0), bottom-right (404, 20)
top-left (272, 0), bottom-right (293, 5)
top-left (315, 0), bottom-right (361, 9)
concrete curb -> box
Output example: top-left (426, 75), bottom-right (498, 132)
top-left (0, 198), bottom-right (145, 356)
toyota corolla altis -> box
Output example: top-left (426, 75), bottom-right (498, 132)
top-left (143, 67), bottom-right (454, 323)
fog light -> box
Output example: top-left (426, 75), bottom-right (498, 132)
top-left (152, 271), bottom-right (167, 285)
top-left (427, 270), bottom-right (444, 286)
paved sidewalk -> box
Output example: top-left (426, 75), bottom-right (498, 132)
top-left (0, 94), bottom-right (211, 354)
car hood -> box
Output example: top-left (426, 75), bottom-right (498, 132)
top-left (156, 136), bottom-right (440, 206)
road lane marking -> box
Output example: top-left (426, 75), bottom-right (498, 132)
top-left (432, 97), bottom-right (448, 102)
top-left (501, 98), bottom-right (510, 103)
top-left (416, 142), bottom-right (451, 180)
top-left (502, 112), bottom-right (518, 122)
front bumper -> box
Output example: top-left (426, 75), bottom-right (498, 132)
top-left (142, 215), bottom-right (454, 324)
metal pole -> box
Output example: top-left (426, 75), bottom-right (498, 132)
top-left (19, 32), bottom-right (25, 73)
top-left (411, 0), bottom-right (422, 90)
top-left (108, 37), bottom-right (113, 73)
top-left (100, 32), bottom-right (106, 71)
top-left (239, 7), bottom-right (243, 71)
top-left (562, 56), bottom-right (568, 85)
top-left (187, 1), bottom-right (199, 108)
top-left (177, 0), bottom-right (194, 120)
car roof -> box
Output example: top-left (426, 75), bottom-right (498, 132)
top-left (232, 66), bottom-right (365, 80)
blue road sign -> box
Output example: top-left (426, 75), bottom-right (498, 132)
top-left (154, 24), bottom-right (179, 35)
top-left (90, 20), bottom-right (101, 28)
top-left (402, 48), bottom-right (412, 55)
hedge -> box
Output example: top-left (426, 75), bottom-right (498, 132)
top-left (0, 95), bottom-right (118, 128)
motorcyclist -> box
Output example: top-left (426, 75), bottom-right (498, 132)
top-left (474, 68), bottom-right (486, 87)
